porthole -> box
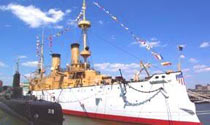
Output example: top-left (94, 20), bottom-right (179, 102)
top-left (162, 76), bottom-right (165, 78)
top-left (155, 76), bottom-right (159, 79)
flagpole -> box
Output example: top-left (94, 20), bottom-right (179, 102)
top-left (178, 45), bottom-right (183, 71)
top-left (178, 53), bottom-right (181, 71)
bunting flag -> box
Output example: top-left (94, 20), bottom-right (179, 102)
top-left (161, 62), bottom-right (172, 66)
top-left (45, 7), bottom-right (83, 54)
top-left (93, 2), bottom-right (166, 63)
top-left (48, 35), bottom-right (53, 53)
top-left (36, 36), bottom-right (40, 57)
top-left (48, 35), bottom-right (53, 47)
top-left (146, 44), bottom-right (151, 50)
top-left (151, 52), bottom-right (163, 60)
top-left (144, 63), bottom-right (152, 68)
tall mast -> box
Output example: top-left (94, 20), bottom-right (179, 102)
top-left (40, 27), bottom-right (45, 77)
top-left (16, 58), bottom-right (20, 73)
top-left (78, 0), bottom-right (91, 69)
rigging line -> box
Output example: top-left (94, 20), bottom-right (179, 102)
top-left (150, 63), bottom-right (165, 73)
top-left (94, 33), bottom-right (165, 72)
top-left (92, 2), bottom-right (150, 51)
top-left (94, 33), bottom-right (141, 61)
top-left (93, 1), bottom-right (166, 64)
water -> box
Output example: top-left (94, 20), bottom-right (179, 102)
top-left (0, 104), bottom-right (209, 125)
top-left (196, 104), bottom-right (210, 125)
top-left (0, 108), bottom-right (27, 125)
top-left (63, 115), bottom-right (139, 125)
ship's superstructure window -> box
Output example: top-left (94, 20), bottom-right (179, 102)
top-left (162, 76), bottom-right (165, 78)
top-left (155, 76), bottom-right (159, 79)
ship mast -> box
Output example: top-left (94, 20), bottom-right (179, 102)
top-left (16, 57), bottom-right (20, 73)
top-left (40, 27), bottom-right (45, 77)
top-left (78, 0), bottom-right (91, 70)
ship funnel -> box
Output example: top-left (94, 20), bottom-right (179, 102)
top-left (51, 53), bottom-right (61, 71)
top-left (71, 43), bottom-right (80, 65)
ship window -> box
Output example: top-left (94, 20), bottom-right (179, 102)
top-left (162, 76), bottom-right (165, 78)
top-left (155, 76), bottom-right (159, 79)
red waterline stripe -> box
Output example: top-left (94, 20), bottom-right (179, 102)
top-left (62, 109), bottom-right (201, 125)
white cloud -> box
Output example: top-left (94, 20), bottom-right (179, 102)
top-left (65, 9), bottom-right (71, 14)
top-left (21, 61), bottom-right (38, 67)
top-left (182, 68), bottom-right (190, 73)
top-left (0, 61), bottom-right (7, 67)
top-left (132, 41), bottom-right (160, 47)
top-left (24, 73), bottom-right (31, 78)
top-left (189, 58), bottom-right (198, 63)
top-left (200, 42), bottom-right (210, 48)
top-left (142, 41), bottom-right (160, 48)
top-left (94, 63), bottom-right (139, 72)
top-left (94, 63), bottom-right (141, 79)
top-left (180, 55), bottom-right (185, 59)
top-left (184, 74), bottom-right (192, 78)
top-left (18, 55), bottom-right (27, 59)
top-left (193, 64), bottom-right (206, 69)
top-left (153, 70), bottom-right (163, 74)
top-left (53, 25), bottom-right (63, 29)
top-left (0, 75), bottom-right (13, 86)
top-left (0, 4), bottom-right (69, 28)
top-left (98, 20), bottom-right (103, 25)
top-left (67, 19), bottom-right (77, 27)
top-left (193, 64), bottom-right (210, 73)
top-left (178, 44), bottom-right (186, 48)
top-left (132, 37), bottom-right (167, 48)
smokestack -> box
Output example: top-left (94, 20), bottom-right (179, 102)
top-left (51, 53), bottom-right (61, 71)
top-left (71, 43), bottom-right (80, 65)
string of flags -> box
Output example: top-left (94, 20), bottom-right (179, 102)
top-left (36, 36), bottom-right (41, 64)
top-left (36, 7), bottom-right (83, 58)
top-left (46, 8), bottom-right (83, 53)
top-left (93, 2), bottom-right (172, 67)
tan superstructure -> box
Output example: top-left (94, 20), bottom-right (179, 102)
top-left (30, 0), bottom-right (112, 91)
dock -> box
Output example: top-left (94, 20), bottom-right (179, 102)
top-left (188, 90), bottom-right (210, 103)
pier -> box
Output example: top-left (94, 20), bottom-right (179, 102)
top-left (188, 90), bottom-right (210, 103)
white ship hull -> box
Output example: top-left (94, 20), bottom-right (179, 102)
top-left (32, 72), bottom-right (201, 124)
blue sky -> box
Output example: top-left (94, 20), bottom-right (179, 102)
top-left (0, 0), bottom-right (209, 88)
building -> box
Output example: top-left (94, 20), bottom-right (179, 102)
top-left (194, 84), bottom-right (210, 94)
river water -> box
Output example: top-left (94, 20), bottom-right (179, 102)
top-left (0, 104), bottom-right (209, 125)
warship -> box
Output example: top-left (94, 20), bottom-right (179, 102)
top-left (0, 60), bottom-right (63, 125)
top-left (29, 0), bottom-right (201, 124)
